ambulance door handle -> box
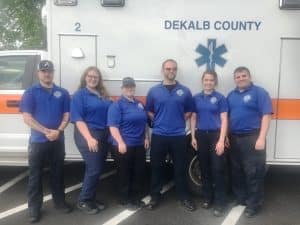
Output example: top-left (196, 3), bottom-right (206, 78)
top-left (6, 100), bottom-right (20, 108)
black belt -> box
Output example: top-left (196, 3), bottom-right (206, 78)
top-left (197, 129), bottom-right (220, 134)
top-left (231, 129), bottom-right (260, 137)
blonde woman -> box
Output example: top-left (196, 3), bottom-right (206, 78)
top-left (70, 66), bottom-right (111, 214)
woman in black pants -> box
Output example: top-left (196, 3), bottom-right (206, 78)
top-left (107, 77), bottom-right (149, 208)
top-left (190, 70), bottom-right (228, 216)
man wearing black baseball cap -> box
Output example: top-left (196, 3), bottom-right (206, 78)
top-left (121, 77), bottom-right (136, 87)
top-left (20, 60), bottom-right (72, 223)
top-left (38, 60), bottom-right (54, 71)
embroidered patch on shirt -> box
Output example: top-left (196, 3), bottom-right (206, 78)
top-left (53, 91), bottom-right (62, 98)
top-left (138, 102), bottom-right (144, 109)
top-left (243, 94), bottom-right (252, 103)
top-left (210, 96), bottom-right (217, 104)
top-left (176, 89), bottom-right (184, 96)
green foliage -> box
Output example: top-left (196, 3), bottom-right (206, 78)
top-left (0, 0), bottom-right (46, 50)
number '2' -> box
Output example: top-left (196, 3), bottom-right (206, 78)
top-left (75, 22), bottom-right (81, 32)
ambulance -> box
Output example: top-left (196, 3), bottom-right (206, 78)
top-left (0, 0), bottom-right (299, 193)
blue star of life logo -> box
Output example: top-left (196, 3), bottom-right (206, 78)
top-left (195, 39), bottom-right (228, 71)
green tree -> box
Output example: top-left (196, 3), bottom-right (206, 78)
top-left (0, 0), bottom-right (46, 50)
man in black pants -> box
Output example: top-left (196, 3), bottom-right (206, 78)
top-left (145, 59), bottom-right (196, 211)
top-left (227, 66), bottom-right (272, 218)
top-left (20, 60), bottom-right (72, 223)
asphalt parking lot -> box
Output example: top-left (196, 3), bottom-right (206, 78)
top-left (0, 163), bottom-right (300, 225)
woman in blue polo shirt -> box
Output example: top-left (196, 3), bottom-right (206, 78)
top-left (190, 70), bottom-right (228, 217)
top-left (107, 77), bottom-right (149, 208)
top-left (70, 66), bottom-right (111, 215)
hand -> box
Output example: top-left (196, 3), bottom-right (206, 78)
top-left (86, 137), bottom-right (99, 152)
top-left (191, 137), bottom-right (198, 151)
top-left (144, 138), bottom-right (150, 150)
top-left (255, 137), bottom-right (266, 150)
top-left (43, 128), bottom-right (51, 135)
top-left (118, 142), bottom-right (127, 154)
top-left (45, 129), bottom-right (60, 141)
top-left (225, 136), bottom-right (230, 148)
top-left (215, 140), bottom-right (225, 156)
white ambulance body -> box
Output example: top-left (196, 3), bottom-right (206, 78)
top-left (0, 50), bottom-right (47, 165)
top-left (0, 0), bottom-right (300, 175)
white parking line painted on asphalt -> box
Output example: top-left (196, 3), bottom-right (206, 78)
top-left (102, 181), bottom-right (174, 225)
top-left (102, 210), bottom-right (137, 225)
top-left (221, 205), bottom-right (246, 225)
top-left (0, 170), bottom-right (116, 220)
top-left (0, 170), bottom-right (29, 194)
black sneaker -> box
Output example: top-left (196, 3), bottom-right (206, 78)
top-left (232, 199), bottom-right (246, 206)
top-left (94, 200), bottom-right (106, 211)
top-left (146, 196), bottom-right (160, 210)
top-left (132, 200), bottom-right (146, 208)
top-left (29, 215), bottom-right (40, 223)
top-left (29, 210), bottom-right (41, 223)
top-left (119, 198), bottom-right (131, 206)
top-left (213, 207), bottom-right (225, 217)
top-left (125, 202), bottom-right (140, 210)
top-left (244, 207), bottom-right (259, 218)
top-left (201, 201), bottom-right (211, 209)
top-left (76, 201), bottom-right (99, 215)
top-left (180, 199), bottom-right (196, 212)
top-left (55, 202), bottom-right (73, 214)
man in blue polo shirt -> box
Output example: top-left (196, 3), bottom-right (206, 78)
top-left (20, 60), bottom-right (72, 223)
top-left (145, 59), bottom-right (196, 211)
top-left (227, 66), bottom-right (272, 218)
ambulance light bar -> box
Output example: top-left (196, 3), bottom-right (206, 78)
top-left (280, 0), bottom-right (300, 9)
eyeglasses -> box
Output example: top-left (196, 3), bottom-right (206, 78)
top-left (86, 75), bottom-right (99, 79)
top-left (164, 67), bottom-right (177, 71)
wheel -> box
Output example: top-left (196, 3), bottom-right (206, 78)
top-left (187, 148), bottom-right (202, 196)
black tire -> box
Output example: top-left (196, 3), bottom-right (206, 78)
top-left (187, 147), bottom-right (202, 196)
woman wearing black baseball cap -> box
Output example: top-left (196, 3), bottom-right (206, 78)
top-left (107, 77), bottom-right (149, 208)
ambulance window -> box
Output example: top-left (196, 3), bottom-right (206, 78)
top-left (0, 55), bottom-right (39, 90)
top-left (280, 0), bottom-right (300, 9)
top-left (101, 0), bottom-right (125, 7)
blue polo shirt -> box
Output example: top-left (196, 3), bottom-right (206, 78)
top-left (227, 84), bottom-right (273, 133)
top-left (70, 88), bottom-right (111, 129)
top-left (145, 82), bottom-right (194, 136)
top-left (193, 91), bottom-right (228, 130)
top-left (19, 83), bottom-right (70, 143)
top-left (107, 96), bottom-right (147, 146)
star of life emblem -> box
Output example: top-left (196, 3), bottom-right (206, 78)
top-left (195, 39), bottom-right (227, 71)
